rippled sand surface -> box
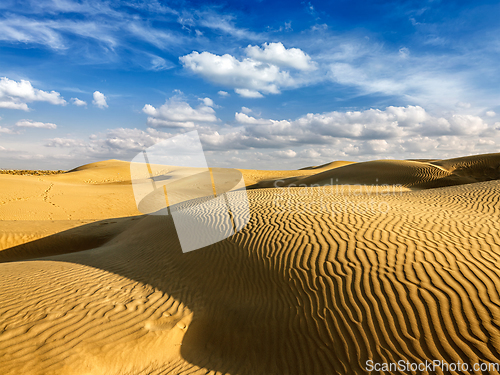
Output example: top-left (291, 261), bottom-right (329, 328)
top-left (2, 154), bottom-right (500, 374)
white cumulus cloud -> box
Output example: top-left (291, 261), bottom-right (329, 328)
top-left (15, 119), bottom-right (57, 129)
top-left (143, 97), bottom-right (218, 128)
top-left (180, 42), bottom-right (315, 98)
top-left (71, 97), bottom-right (87, 106)
top-left (199, 97), bottom-right (214, 107)
top-left (44, 128), bottom-right (171, 159)
top-left (0, 77), bottom-right (66, 111)
top-left (45, 138), bottom-right (85, 147)
top-left (201, 106), bottom-right (493, 152)
top-left (245, 42), bottom-right (316, 71)
top-left (92, 91), bottom-right (108, 109)
top-left (234, 88), bottom-right (264, 98)
top-left (235, 112), bottom-right (272, 125)
top-left (0, 126), bottom-right (16, 134)
top-left (271, 149), bottom-right (297, 158)
top-left (180, 51), bottom-right (289, 97)
top-left (447, 114), bottom-right (488, 135)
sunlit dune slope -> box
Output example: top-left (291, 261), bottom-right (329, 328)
top-left (0, 160), bottom-right (142, 251)
top-left (0, 158), bottom-right (345, 250)
top-left (299, 160), bottom-right (356, 170)
top-left (250, 152), bottom-right (500, 189)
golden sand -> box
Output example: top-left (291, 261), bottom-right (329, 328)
top-left (1, 154), bottom-right (500, 374)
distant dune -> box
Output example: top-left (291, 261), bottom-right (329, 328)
top-left (2, 153), bottom-right (500, 374)
top-left (250, 153), bottom-right (500, 189)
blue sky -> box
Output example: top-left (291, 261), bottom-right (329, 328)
top-left (0, 0), bottom-right (499, 169)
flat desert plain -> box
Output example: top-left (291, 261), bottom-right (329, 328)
top-left (2, 153), bottom-right (500, 374)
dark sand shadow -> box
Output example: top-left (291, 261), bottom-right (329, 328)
top-left (0, 212), bottom-right (342, 375)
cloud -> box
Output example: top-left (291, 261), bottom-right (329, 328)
top-left (0, 15), bottom-right (124, 54)
top-left (100, 128), bottom-right (166, 152)
top-left (398, 47), bottom-right (410, 59)
top-left (195, 11), bottom-right (260, 40)
top-left (180, 51), bottom-right (290, 97)
top-left (199, 97), bottom-right (214, 107)
top-left (0, 16), bottom-right (65, 50)
top-left (309, 32), bottom-right (490, 109)
top-left (15, 119), bottom-right (57, 129)
top-left (0, 77), bottom-right (66, 111)
top-left (270, 149), bottom-right (297, 158)
top-left (92, 91), bottom-right (108, 109)
top-left (235, 112), bottom-right (272, 124)
top-left (1, 0), bottom-right (497, 116)
top-left (245, 42), bottom-right (316, 71)
top-left (328, 62), bottom-right (404, 96)
top-left (71, 97), bottom-right (87, 106)
top-left (0, 126), bottom-right (16, 134)
top-left (127, 22), bottom-right (179, 50)
top-left (0, 117), bottom-right (17, 134)
top-left (180, 43), bottom-right (317, 97)
top-left (149, 55), bottom-right (173, 71)
top-left (143, 97), bottom-right (218, 128)
top-left (53, 127), bottom-right (176, 158)
top-left (456, 102), bottom-right (471, 109)
top-left (447, 115), bottom-right (488, 135)
top-left (45, 138), bottom-right (85, 147)
top-left (486, 111), bottom-right (496, 117)
top-left (201, 106), bottom-right (494, 152)
top-left (0, 6), bottom-right (181, 62)
top-left (124, 1), bottom-right (178, 16)
top-left (241, 106), bottom-right (252, 114)
top-left (218, 90), bottom-right (229, 97)
top-left (326, 56), bottom-right (473, 109)
top-left (42, 128), bottom-right (175, 164)
top-left (21, 105), bottom-right (497, 170)
top-left (0, 4), bottom-right (263, 73)
top-left (234, 89), bottom-right (264, 98)
top-left (299, 149), bottom-right (321, 159)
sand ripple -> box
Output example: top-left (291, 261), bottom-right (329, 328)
top-left (2, 155), bottom-right (500, 374)
top-left (1, 180), bottom-right (500, 374)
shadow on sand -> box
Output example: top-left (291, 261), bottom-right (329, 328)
top-left (0, 211), bottom-right (341, 375)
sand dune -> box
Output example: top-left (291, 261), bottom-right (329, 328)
top-left (299, 160), bottom-right (356, 170)
top-left (0, 160), bottom-right (142, 252)
top-left (250, 152), bottom-right (500, 190)
top-left (2, 153), bottom-right (500, 374)
top-left (0, 159), bottom-right (338, 250)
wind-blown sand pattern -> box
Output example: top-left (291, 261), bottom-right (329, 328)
top-left (2, 153), bottom-right (500, 374)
